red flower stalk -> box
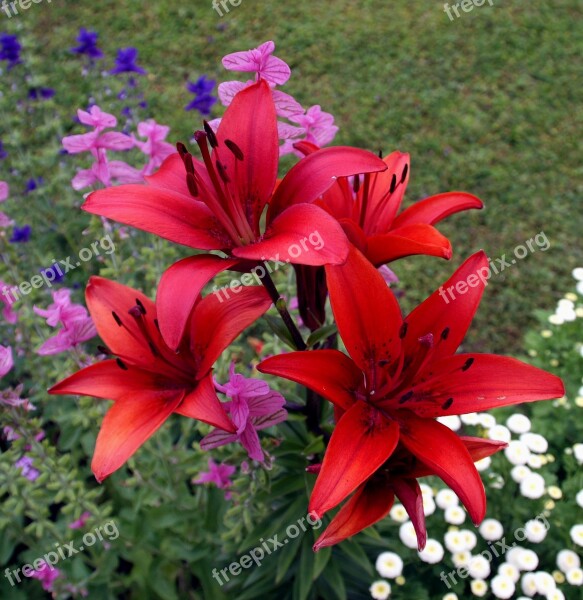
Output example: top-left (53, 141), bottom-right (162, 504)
top-left (259, 247), bottom-right (564, 544)
top-left (82, 81), bottom-right (387, 349)
top-left (49, 277), bottom-right (272, 482)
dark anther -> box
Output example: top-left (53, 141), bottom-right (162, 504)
top-left (154, 318), bottom-right (160, 332)
top-left (203, 121), bottom-right (218, 148)
top-left (462, 357), bottom-right (475, 372)
top-left (399, 390), bottom-right (414, 404)
top-left (97, 345), bottom-right (110, 355)
top-left (128, 306), bottom-right (143, 319)
top-left (378, 149), bottom-right (383, 158)
top-left (389, 174), bottom-right (397, 194)
top-left (399, 322), bottom-right (408, 339)
top-left (353, 175), bottom-right (360, 194)
top-left (216, 160), bottom-right (230, 183)
top-left (136, 299), bottom-right (147, 315)
top-left (441, 327), bottom-right (450, 340)
top-left (112, 311), bottom-right (123, 327)
top-left (193, 130), bottom-right (206, 144)
top-left (186, 172), bottom-right (198, 196)
top-left (401, 164), bottom-right (408, 183)
top-left (116, 358), bottom-right (128, 370)
top-left (442, 397), bottom-right (454, 410)
top-left (225, 139), bottom-right (244, 160)
top-left (176, 142), bottom-right (188, 157)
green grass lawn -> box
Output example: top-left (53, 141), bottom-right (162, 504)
top-left (11, 0), bottom-right (583, 354)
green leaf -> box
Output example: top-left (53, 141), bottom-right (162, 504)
top-left (313, 545), bottom-right (332, 580)
top-left (293, 536), bottom-right (315, 600)
top-left (337, 540), bottom-right (373, 575)
top-left (307, 323), bottom-right (338, 348)
top-left (263, 314), bottom-right (297, 350)
top-left (321, 560), bottom-right (346, 600)
top-left (275, 533), bottom-right (302, 584)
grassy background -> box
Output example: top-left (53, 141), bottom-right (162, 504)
top-left (8, 0), bottom-right (583, 354)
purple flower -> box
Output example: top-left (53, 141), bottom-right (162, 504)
top-left (70, 28), bottom-right (103, 60)
top-left (194, 459), bottom-right (236, 498)
top-left (27, 87), bottom-right (56, 101)
top-left (15, 456), bottom-right (40, 481)
top-left (69, 511), bottom-right (91, 529)
top-left (185, 76), bottom-right (217, 115)
top-left (24, 177), bottom-right (43, 193)
top-left (0, 345), bottom-right (13, 378)
top-left (0, 33), bottom-right (22, 69)
top-left (0, 141), bottom-right (7, 160)
top-left (0, 385), bottom-right (35, 411)
top-left (201, 364), bottom-right (287, 462)
top-left (9, 225), bottom-right (31, 243)
top-left (40, 263), bottom-right (65, 284)
top-left (29, 561), bottom-right (61, 592)
top-left (110, 48), bottom-right (146, 75)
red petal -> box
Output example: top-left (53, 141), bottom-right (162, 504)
top-left (91, 389), bottom-right (184, 482)
top-left (401, 251), bottom-right (489, 366)
top-left (157, 254), bottom-right (237, 350)
top-left (83, 185), bottom-right (231, 250)
top-left (313, 480), bottom-right (395, 550)
top-left (191, 286), bottom-right (272, 375)
top-left (402, 353), bottom-right (565, 418)
top-left (462, 436), bottom-right (508, 461)
top-left (174, 372), bottom-right (235, 432)
top-left (268, 146), bottom-right (387, 221)
top-left (144, 153), bottom-right (214, 198)
top-left (391, 477), bottom-right (427, 550)
top-left (309, 402), bottom-right (399, 517)
top-left (398, 412), bottom-right (486, 524)
top-left (49, 359), bottom-right (164, 398)
top-left (85, 277), bottom-right (157, 366)
top-left (359, 151), bottom-right (410, 233)
top-left (232, 204), bottom-right (349, 266)
top-left (392, 191), bottom-right (483, 229)
top-left (325, 246), bottom-right (402, 381)
top-left (215, 80), bottom-right (278, 233)
top-left (258, 349), bottom-right (362, 411)
top-left (366, 223), bottom-right (452, 265)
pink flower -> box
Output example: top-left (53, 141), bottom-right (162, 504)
top-left (0, 280), bottom-right (18, 323)
top-left (0, 212), bottom-right (14, 228)
top-left (34, 289), bottom-right (96, 355)
top-left (194, 458), bottom-right (236, 490)
top-left (69, 511), bottom-right (91, 529)
top-left (0, 384), bottom-right (35, 411)
top-left (222, 40), bottom-right (291, 86)
top-left (77, 105), bottom-right (117, 131)
top-left (15, 456), bottom-right (40, 481)
top-left (29, 561), bottom-right (61, 592)
top-left (280, 105), bottom-right (339, 156)
top-left (0, 180), bottom-right (8, 202)
top-left (378, 264), bottom-right (399, 285)
top-left (0, 344), bottom-right (13, 378)
top-left (201, 364), bottom-right (287, 462)
top-left (133, 119), bottom-right (175, 175)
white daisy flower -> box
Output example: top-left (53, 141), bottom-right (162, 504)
top-left (498, 562), bottom-right (520, 583)
top-left (520, 572), bottom-right (538, 596)
top-left (557, 549), bottom-right (581, 573)
top-left (527, 454), bottom-right (543, 469)
top-left (398, 521), bottom-right (418, 549)
top-left (423, 495), bottom-right (436, 516)
top-left (475, 456), bottom-right (491, 472)
top-left (468, 555), bottom-right (491, 579)
top-left (516, 549), bottom-right (539, 572)
top-left (452, 551), bottom-right (472, 568)
top-left (375, 552), bottom-right (403, 579)
top-left (546, 589), bottom-right (565, 600)
top-left (524, 519), bottom-right (548, 543)
top-left (511, 465), bottom-right (532, 483)
top-left (547, 485), bottom-right (562, 499)
top-left (470, 579), bottom-right (488, 597)
top-left (389, 504), bottom-right (409, 523)
top-left (461, 412), bottom-right (480, 426)
top-left (417, 539), bottom-right (444, 564)
top-left (533, 570), bottom-right (556, 594)
top-left (566, 567), bottom-right (583, 586)
top-left (573, 443), bottom-right (583, 464)
top-left (576, 489), bottom-right (583, 508)
top-left (460, 530), bottom-right (477, 551)
top-left (505, 440), bottom-right (531, 465)
top-left (437, 415), bottom-right (461, 431)
top-left (436, 488), bottom-right (459, 510)
top-left (444, 530), bottom-right (466, 553)
top-left (506, 413), bottom-right (531, 434)
top-left (520, 433), bottom-right (548, 453)
top-left (490, 574), bottom-right (515, 599)
top-left (478, 413), bottom-right (496, 428)
top-left (442, 594), bottom-right (458, 600)
top-left (488, 425), bottom-right (512, 443)
top-left (520, 473), bottom-right (546, 499)
top-left (570, 524), bottom-right (583, 547)
top-left (572, 267), bottom-right (583, 281)
top-left (445, 505), bottom-right (466, 525)
top-left (506, 546), bottom-right (525, 567)
top-left (369, 579), bottom-right (391, 599)
top-left (479, 518), bottom-right (504, 541)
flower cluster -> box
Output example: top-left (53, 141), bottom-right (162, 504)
top-left (51, 41), bottom-right (564, 566)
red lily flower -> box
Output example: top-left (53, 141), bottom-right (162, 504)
top-left (49, 277), bottom-right (272, 482)
top-left (259, 247), bottom-right (564, 528)
top-left (310, 436), bottom-right (506, 551)
top-left (291, 142), bottom-right (483, 330)
top-left (82, 81), bottom-right (387, 349)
